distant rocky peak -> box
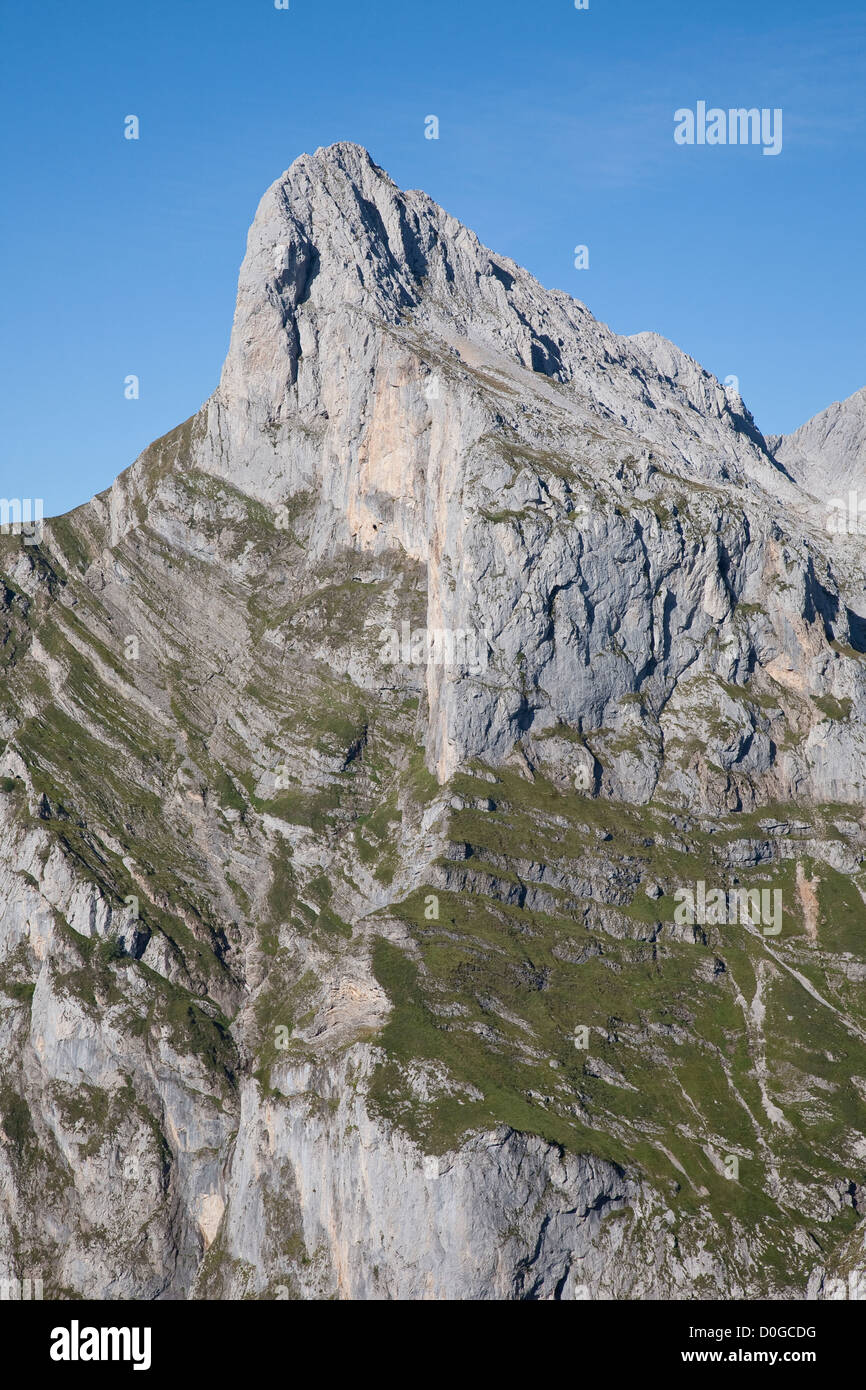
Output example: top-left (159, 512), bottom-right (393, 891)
top-left (772, 384), bottom-right (866, 499)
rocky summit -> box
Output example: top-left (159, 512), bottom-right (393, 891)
top-left (2, 142), bottom-right (865, 1301)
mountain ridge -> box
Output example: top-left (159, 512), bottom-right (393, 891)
top-left (770, 384), bottom-right (866, 501)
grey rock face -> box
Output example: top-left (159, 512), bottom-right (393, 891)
top-left (1, 143), bottom-right (865, 1302)
top-left (771, 385), bottom-right (866, 499)
top-left (204, 1051), bottom-right (740, 1301)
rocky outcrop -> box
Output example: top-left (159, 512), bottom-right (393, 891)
top-left (770, 385), bottom-right (866, 499)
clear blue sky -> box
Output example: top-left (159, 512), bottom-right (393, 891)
top-left (1, 0), bottom-right (864, 517)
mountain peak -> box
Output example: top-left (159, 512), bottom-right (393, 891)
top-left (773, 384), bottom-right (866, 498)
top-left (306, 139), bottom-right (393, 175)
top-left (217, 146), bottom-right (782, 502)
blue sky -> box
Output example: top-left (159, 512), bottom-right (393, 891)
top-left (1, 0), bottom-right (864, 516)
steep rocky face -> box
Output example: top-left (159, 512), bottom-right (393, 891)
top-left (770, 386), bottom-right (866, 500)
top-left (1, 143), bottom-right (865, 1301)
